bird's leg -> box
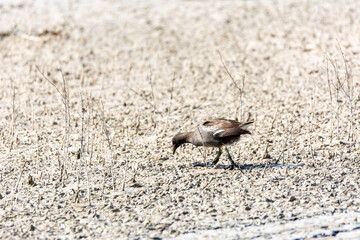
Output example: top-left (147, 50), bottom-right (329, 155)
top-left (224, 147), bottom-right (240, 170)
top-left (210, 147), bottom-right (223, 166)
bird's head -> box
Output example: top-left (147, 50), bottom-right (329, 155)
top-left (172, 133), bottom-right (189, 155)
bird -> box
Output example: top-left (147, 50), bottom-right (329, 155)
top-left (172, 118), bottom-right (253, 170)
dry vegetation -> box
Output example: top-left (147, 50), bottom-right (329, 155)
top-left (1, 0), bottom-right (360, 239)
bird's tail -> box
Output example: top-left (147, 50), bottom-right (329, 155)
top-left (240, 121), bottom-right (254, 134)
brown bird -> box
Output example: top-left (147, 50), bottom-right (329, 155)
top-left (172, 118), bottom-right (253, 169)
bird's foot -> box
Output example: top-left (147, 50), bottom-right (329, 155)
top-left (210, 160), bottom-right (219, 167)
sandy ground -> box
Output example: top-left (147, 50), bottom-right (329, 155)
top-left (1, 0), bottom-right (360, 239)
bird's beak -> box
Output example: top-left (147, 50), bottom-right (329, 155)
top-left (172, 145), bottom-right (176, 155)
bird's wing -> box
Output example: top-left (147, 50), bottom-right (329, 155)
top-left (203, 119), bottom-right (253, 138)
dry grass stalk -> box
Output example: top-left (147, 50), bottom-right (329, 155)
top-left (324, 43), bottom-right (354, 145)
top-left (86, 94), bottom-right (94, 155)
top-left (218, 51), bottom-right (245, 121)
top-left (325, 57), bottom-right (332, 103)
top-left (83, 95), bottom-right (92, 205)
top-left (148, 65), bottom-right (158, 130)
top-left (196, 126), bottom-right (208, 168)
top-left (307, 116), bottom-right (315, 163)
top-left (148, 64), bottom-right (156, 114)
top-left (122, 159), bottom-right (128, 191)
top-left (36, 66), bottom-right (70, 186)
top-left (11, 160), bottom-right (30, 210)
top-left (14, 160), bottom-right (30, 193)
top-left (75, 93), bottom-right (89, 204)
top-left (128, 86), bottom-right (156, 111)
top-left (31, 100), bottom-right (35, 130)
top-left (325, 57), bottom-right (334, 143)
top-left (162, 73), bottom-right (175, 136)
top-left (98, 99), bottom-right (115, 190)
top-left (337, 41), bottom-right (354, 143)
top-left (282, 121), bottom-right (293, 175)
top-left (130, 160), bottom-right (139, 183)
top-left (8, 79), bottom-right (16, 153)
top-left (274, 122), bottom-right (293, 165)
top-left (262, 109), bottom-right (278, 177)
top-left (324, 53), bottom-right (342, 137)
top-left (201, 176), bottom-right (215, 190)
top-left (89, 131), bottom-right (95, 166)
top-left (60, 70), bottom-right (71, 176)
top-left (101, 172), bottom-right (107, 201)
top-left (36, 134), bottom-right (40, 175)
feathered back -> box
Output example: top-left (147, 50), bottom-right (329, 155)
top-left (203, 118), bottom-right (253, 138)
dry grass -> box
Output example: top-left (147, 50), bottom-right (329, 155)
top-left (0, 0), bottom-right (360, 239)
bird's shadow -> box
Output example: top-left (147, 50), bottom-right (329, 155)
top-left (192, 161), bottom-right (305, 170)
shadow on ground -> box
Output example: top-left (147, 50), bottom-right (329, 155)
top-left (193, 162), bottom-right (305, 170)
